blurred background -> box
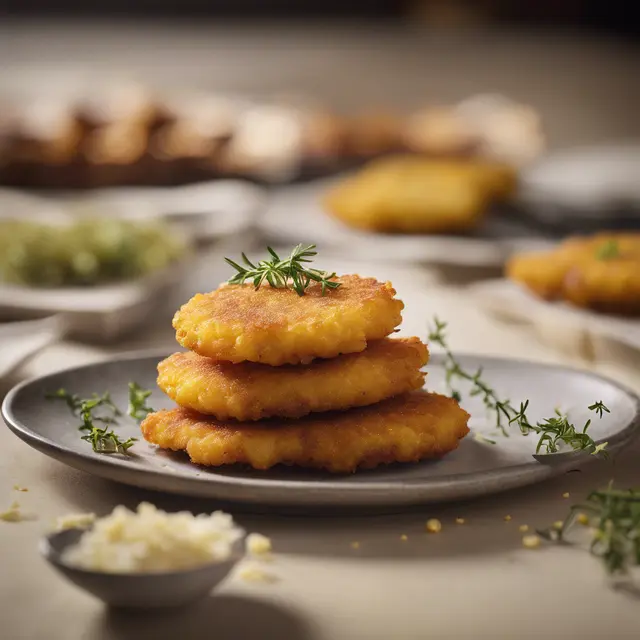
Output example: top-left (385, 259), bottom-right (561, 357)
top-left (0, 1), bottom-right (638, 359)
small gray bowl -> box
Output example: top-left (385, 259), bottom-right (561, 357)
top-left (40, 528), bottom-right (244, 609)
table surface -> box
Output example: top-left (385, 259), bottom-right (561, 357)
top-left (1, 21), bottom-right (640, 639)
top-left (1, 247), bottom-right (640, 640)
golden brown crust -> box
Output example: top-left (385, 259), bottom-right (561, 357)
top-left (173, 274), bottom-right (404, 365)
top-left (507, 233), bottom-right (640, 315)
top-left (140, 390), bottom-right (470, 473)
top-left (157, 337), bottom-right (429, 421)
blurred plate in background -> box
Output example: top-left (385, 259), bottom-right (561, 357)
top-left (517, 144), bottom-right (640, 228)
top-left (258, 178), bottom-right (553, 267)
top-left (0, 180), bottom-right (264, 244)
top-left (470, 279), bottom-right (640, 356)
top-left (0, 314), bottom-right (65, 379)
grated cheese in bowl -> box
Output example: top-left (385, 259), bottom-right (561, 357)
top-left (61, 502), bottom-right (244, 573)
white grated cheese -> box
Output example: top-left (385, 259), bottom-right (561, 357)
top-left (61, 502), bottom-right (243, 573)
top-left (55, 512), bottom-right (96, 531)
top-left (246, 533), bottom-right (272, 557)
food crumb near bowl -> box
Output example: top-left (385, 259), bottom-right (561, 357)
top-left (237, 564), bottom-right (278, 584)
top-left (54, 512), bottom-right (96, 532)
top-left (245, 532), bottom-right (272, 558)
top-left (1, 500), bottom-right (36, 523)
top-left (60, 502), bottom-right (244, 573)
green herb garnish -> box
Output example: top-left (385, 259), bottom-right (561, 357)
top-left (539, 483), bottom-right (640, 574)
top-left (427, 317), bottom-right (609, 455)
top-left (428, 317), bottom-right (512, 437)
top-left (47, 387), bottom-right (137, 455)
top-left (128, 382), bottom-right (154, 422)
top-left (596, 239), bottom-right (620, 260)
top-left (225, 244), bottom-right (341, 296)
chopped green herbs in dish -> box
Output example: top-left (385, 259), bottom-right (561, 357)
top-left (0, 218), bottom-right (185, 288)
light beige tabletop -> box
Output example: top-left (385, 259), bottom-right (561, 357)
top-left (1, 250), bottom-right (640, 640)
top-left (1, 21), bottom-right (640, 640)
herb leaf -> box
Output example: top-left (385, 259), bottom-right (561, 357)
top-left (540, 483), bottom-right (640, 574)
top-left (596, 239), bottom-right (620, 260)
top-left (225, 244), bottom-right (341, 296)
top-left (128, 382), bottom-right (154, 422)
top-left (427, 316), bottom-right (609, 455)
top-left (47, 387), bottom-right (135, 455)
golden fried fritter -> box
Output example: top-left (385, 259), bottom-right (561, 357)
top-left (158, 337), bottom-right (428, 421)
top-left (173, 274), bottom-right (403, 365)
top-left (323, 155), bottom-right (513, 234)
top-left (140, 391), bottom-right (470, 473)
top-left (507, 233), bottom-right (640, 314)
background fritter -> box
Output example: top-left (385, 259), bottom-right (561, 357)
top-left (507, 233), bottom-right (640, 314)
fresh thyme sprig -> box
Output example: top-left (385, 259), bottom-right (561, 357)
top-left (428, 317), bottom-right (512, 437)
top-left (225, 244), bottom-right (341, 296)
top-left (596, 239), bottom-right (620, 260)
top-left (427, 317), bottom-right (609, 455)
top-left (538, 483), bottom-right (640, 574)
top-left (46, 387), bottom-right (137, 454)
top-left (510, 400), bottom-right (610, 455)
top-left (128, 382), bottom-right (154, 422)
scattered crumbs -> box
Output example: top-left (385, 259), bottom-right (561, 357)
top-left (576, 513), bottom-right (590, 526)
top-left (238, 564), bottom-right (277, 584)
top-left (54, 512), bottom-right (97, 532)
top-left (160, 464), bottom-right (176, 473)
top-left (13, 485), bottom-right (28, 492)
top-left (519, 524), bottom-right (529, 533)
top-left (562, 492), bottom-right (570, 499)
top-left (455, 518), bottom-right (465, 525)
top-left (504, 515), bottom-right (512, 522)
top-left (553, 520), bottom-right (564, 530)
top-left (400, 534), bottom-right (408, 541)
top-left (0, 501), bottom-right (35, 523)
top-left (425, 519), bottom-right (442, 534)
top-left (522, 534), bottom-right (541, 549)
top-left (350, 541), bottom-right (360, 550)
top-left (246, 533), bottom-right (272, 557)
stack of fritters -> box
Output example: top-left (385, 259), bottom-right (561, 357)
top-left (141, 275), bottom-right (470, 473)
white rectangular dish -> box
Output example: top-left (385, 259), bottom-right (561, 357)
top-left (470, 278), bottom-right (640, 357)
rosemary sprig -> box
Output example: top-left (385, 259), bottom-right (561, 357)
top-left (225, 244), bottom-right (341, 296)
top-left (46, 387), bottom-right (136, 455)
top-left (128, 382), bottom-right (154, 422)
top-left (427, 317), bottom-right (609, 455)
top-left (539, 483), bottom-right (640, 574)
top-left (596, 239), bottom-right (620, 260)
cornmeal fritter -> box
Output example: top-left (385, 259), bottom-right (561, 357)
top-left (322, 156), bottom-right (516, 234)
top-left (173, 274), bottom-right (403, 365)
top-left (507, 233), bottom-right (640, 315)
top-left (140, 391), bottom-right (470, 473)
top-left (158, 337), bottom-right (428, 421)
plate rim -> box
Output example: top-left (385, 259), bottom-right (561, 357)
top-left (3, 349), bottom-right (639, 504)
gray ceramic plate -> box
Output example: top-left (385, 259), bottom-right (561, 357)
top-left (2, 352), bottom-right (639, 508)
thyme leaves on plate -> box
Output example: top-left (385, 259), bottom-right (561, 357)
top-left (46, 383), bottom-right (152, 455)
top-left (427, 317), bottom-right (609, 455)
